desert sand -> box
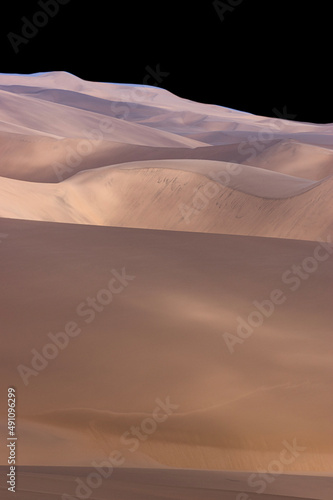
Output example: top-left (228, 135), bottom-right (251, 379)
top-left (0, 72), bottom-right (332, 499)
top-left (1, 467), bottom-right (333, 500)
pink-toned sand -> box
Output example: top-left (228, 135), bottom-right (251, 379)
top-left (0, 72), bottom-right (332, 499)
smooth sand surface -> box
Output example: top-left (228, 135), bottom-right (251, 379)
top-left (0, 72), bottom-right (332, 498)
top-left (0, 218), bottom-right (332, 472)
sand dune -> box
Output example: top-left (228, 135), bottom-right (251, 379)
top-left (1, 467), bottom-right (332, 500)
top-left (0, 88), bottom-right (206, 147)
top-left (0, 133), bottom-right (282, 183)
top-left (246, 139), bottom-right (333, 180)
top-left (0, 72), bottom-right (332, 499)
top-left (2, 132), bottom-right (332, 187)
top-left (0, 160), bottom-right (331, 240)
top-left (1, 72), bottom-right (332, 145)
top-left (0, 218), bottom-right (332, 472)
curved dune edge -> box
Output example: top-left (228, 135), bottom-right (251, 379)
top-left (0, 88), bottom-right (206, 147)
top-left (245, 139), bottom-right (333, 180)
top-left (2, 132), bottom-right (333, 184)
top-left (0, 163), bottom-right (332, 240)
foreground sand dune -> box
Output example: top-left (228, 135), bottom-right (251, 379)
top-left (0, 73), bottom-right (332, 498)
top-left (0, 218), bottom-right (332, 472)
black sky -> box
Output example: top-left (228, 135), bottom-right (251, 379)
top-left (1, 0), bottom-right (331, 123)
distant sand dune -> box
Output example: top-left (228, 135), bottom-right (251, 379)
top-left (246, 139), bottom-right (333, 180)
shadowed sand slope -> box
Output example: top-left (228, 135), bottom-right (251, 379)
top-left (0, 88), bottom-right (206, 147)
top-left (0, 219), bottom-right (332, 471)
top-left (0, 467), bottom-right (332, 500)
